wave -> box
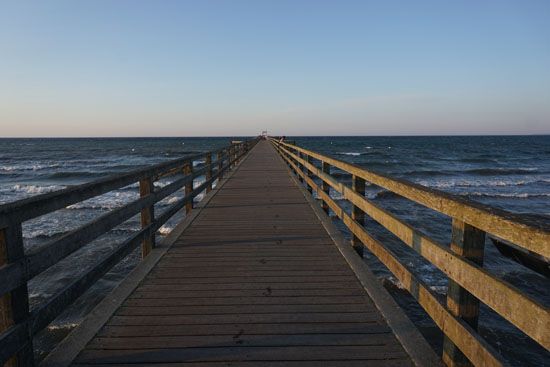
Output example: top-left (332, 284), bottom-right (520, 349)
top-left (11, 184), bottom-right (66, 195)
top-left (417, 178), bottom-right (550, 189)
top-left (157, 196), bottom-right (181, 206)
top-left (47, 171), bottom-right (108, 179)
top-left (459, 158), bottom-right (498, 163)
top-left (23, 229), bottom-right (69, 240)
top-left (337, 152), bottom-right (364, 156)
top-left (401, 169), bottom-right (449, 177)
top-left (24, 226), bottom-right (139, 240)
top-left (464, 168), bottom-right (539, 176)
top-left (67, 191), bottom-right (138, 210)
top-left (1, 163), bottom-right (62, 172)
top-left (460, 192), bottom-right (550, 199)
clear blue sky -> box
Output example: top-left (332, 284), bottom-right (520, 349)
top-left (1, 0), bottom-right (549, 136)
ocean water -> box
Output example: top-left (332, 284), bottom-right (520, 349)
top-left (0, 136), bottom-right (548, 364)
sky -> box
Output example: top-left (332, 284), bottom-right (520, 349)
top-left (1, 0), bottom-right (549, 137)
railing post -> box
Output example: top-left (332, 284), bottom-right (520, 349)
top-left (217, 151), bottom-right (224, 180)
top-left (184, 162), bottom-right (193, 214)
top-left (442, 219), bottom-right (485, 367)
top-left (291, 148), bottom-right (298, 174)
top-left (234, 144), bottom-right (240, 164)
top-left (205, 153), bottom-right (212, 193)
top-left (321, 162), bottom-right (330, 214)
top-left (1, 224), bottom-right (34, 367)
top-left (298, 152), bottom-right (304, 183)
top-left (229, 146), bottom-right (234, 169)
top-left (351, 175), bottom-right (365, 257)
top-left (304, 155), bottom-right (312, 194)
top-left (139, 177), bottom-right (155, 258)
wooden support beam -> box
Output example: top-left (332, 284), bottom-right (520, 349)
top-left (184, 163), bottom-right (193, 214)
top-left (205, 153), bottom-right (212, 193)
top-left (235, 144), bottom-right (241, 164)
top-left (0, 225), bottom-right (33, 367)
top-left (321, 162), bottom-right (330, 214)
top-left (139, 178), bottom-right (155, 258)
top-left (229, 146), bottom-right (234, 169)
top-left (305, 155), bottom-right (313, 194)
top-left (351, 175), bottom-right (365, 257)
top-left (217, 151), bottom-right (224, 180)
top-left (442, 219), bottom-right (485, 367)
top-left (298, 152), bottom-right (304, 183)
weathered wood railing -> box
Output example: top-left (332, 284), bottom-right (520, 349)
top-left (0, 139), bottom-right (257, 366)
top-left (270, 138), bottom-right (549, 367)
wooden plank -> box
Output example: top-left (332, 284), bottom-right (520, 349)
top-left (124, 296), bottom-right (370, 307)
top-left (116, 303), bottom-right (374, 315)
top-left (154, 263), bottom-right (352, 271)
top-left (73, 362), bottom-right (411, 367)
top-left (130, 288), bottom-right (366, 298)
top-left (138, 281), bottom-right (358, 291)
top-left (148, 270), bottom-right (354, 278)
top-left (97, 322), bottom-right (391, 337)
top-left (75, 345), bottom-right (408, 363)
top-left (143, 275), bottom-right (359, 284)
top-left (87, 333), bottom-right (398, 349)
top-left (107, 313), bottom-right (383, 326)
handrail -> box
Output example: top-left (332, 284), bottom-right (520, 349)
top-left (270, 138), bottom-right (549, 367)
top-left (273, 140), bottom-right (549, 258)
top-left (0, 138), bottom-right (258, 366)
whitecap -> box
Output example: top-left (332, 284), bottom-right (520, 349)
top-left (158, 225), bottom-right (173, 236)
top-left (339, 152), bottom-right (362, 156)
top-left (462, 192), bottom-right (550, 199)
top-left (12, 184), bottom-right (65, 194)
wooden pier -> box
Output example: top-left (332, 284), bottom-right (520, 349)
top-left (1, 139), bottom-right (548, 366)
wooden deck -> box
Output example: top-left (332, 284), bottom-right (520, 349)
top-left (68, 141), bottom-right (418, 366)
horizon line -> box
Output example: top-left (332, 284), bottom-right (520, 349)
top-left (0, 133), bottom-right (549, 139)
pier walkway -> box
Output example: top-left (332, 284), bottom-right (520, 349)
top-left (63, 140), bottom-right (421, 366)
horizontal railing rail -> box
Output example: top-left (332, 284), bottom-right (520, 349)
top-left (270, 138), bottom-right (549, 367)
top-left (0, 138), bottom-right (258, 366)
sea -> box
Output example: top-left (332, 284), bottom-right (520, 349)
top-left (0, 136), bottom-right (548, 365)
